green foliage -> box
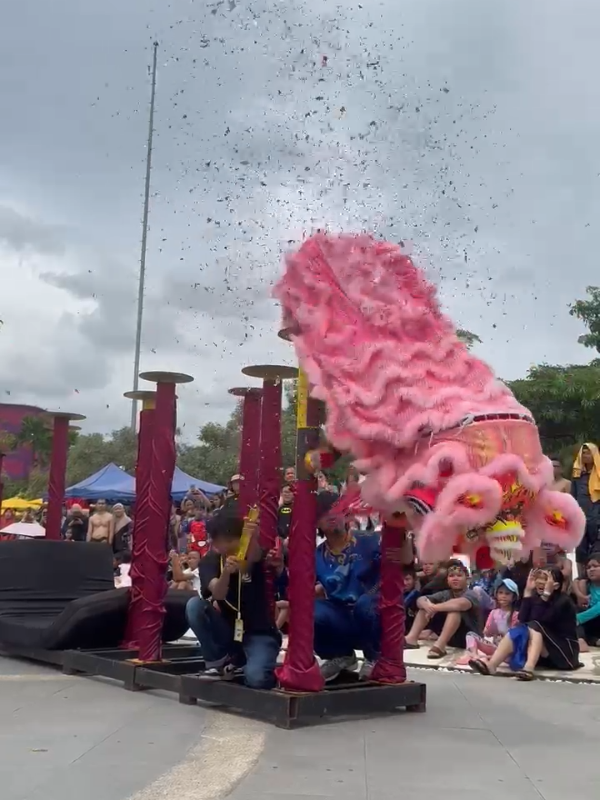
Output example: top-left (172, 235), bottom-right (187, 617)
top-left (456, 328), bottom-right (482, 349)
top-left (15, 416), bottom-right (52, 467)
top-left (177, 409), bottom-right (241, 487)
top-left (569, 286), bottom-right (600, 353)
top-left (66, 427), bottom-right (138, 485)
top-left (281, 382), bottom-right (298, 470)
top-left (508, 363), bottom-right (600, 451)
top-left (0, 431), bottom-right (17, 454)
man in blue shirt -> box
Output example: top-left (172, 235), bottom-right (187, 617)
top-left (313, 492), bottom-right (412, 682)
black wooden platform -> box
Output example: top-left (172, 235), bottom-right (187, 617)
top-left (0, 643), bottom-right (426, 728)
top-left (179, 672), bottom-right (426, 728)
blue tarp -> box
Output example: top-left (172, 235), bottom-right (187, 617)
top-left (171, 466), bottom-right (225, 500)
top-left (64, 463), bottom-right (225, 503)
top-left (64, 463), bottom-right (135, 502)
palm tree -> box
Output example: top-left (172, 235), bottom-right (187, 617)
top-left (15, 416), bottom-right (53, 467)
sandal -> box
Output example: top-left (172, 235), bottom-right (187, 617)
top-left (427, 645), bottom-right (447, 659)
top-left (468, 658), bottom-right (491, 676)
top-left (516, 670), bottom-right (535, 681)
top-left (404, 642), bottom-right (420, 650)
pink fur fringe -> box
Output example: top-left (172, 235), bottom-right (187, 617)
top-left (274, 233), bottom-right (585, 560)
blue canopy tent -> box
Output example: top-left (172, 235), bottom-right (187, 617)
top-left (171, 466), bottom-right (225, 501)
top-left (64, 463), bottom-right (136, 503)
top-left (64, 464), bottom-right (224, 504)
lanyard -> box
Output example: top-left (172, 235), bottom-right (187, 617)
top-left (220, 557), bottom-right (243, 621)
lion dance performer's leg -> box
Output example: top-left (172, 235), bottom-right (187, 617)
top-left (276, 368), bottom-right (324, 692)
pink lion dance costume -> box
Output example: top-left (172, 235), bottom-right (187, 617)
top-left (274, 232), bottom-right (585, 566)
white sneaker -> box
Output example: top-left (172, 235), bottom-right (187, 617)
top-left (358, 660), bottom-right (374, 681)
top-left (320, 654), bottom-right (359, 682)
top-left (198, 655), bottom-right (231, 680)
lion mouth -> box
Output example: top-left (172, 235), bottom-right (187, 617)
top-left (486, 522), bottom-right (525, 565)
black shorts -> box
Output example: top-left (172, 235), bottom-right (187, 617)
top-left (528, 621), bottom-right (580, 671)
top-left (427, 612), bottom-right (470, 649)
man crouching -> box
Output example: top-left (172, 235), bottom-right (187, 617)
top-left (185, 504), bottom-right (282, 688)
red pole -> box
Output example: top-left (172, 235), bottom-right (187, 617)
top-left (242, 365), bottom-right (296, 630)
top-left (133, 371), bottom-right (192, 662)
top-left (46, 413), bottom-right (84, 540)
top-left (0, 452), bottom-right (4, 517)
top-left (257, 380), bottom-right (282, 552)
top-left (371, 518), bottom-right (407, 683)
top-left (276, 370), bottom-right (324, 692)
top-left (229, 387), bottom-right (263, 515)
top-left (122, 392), bottom-right (155, 649)
top-left (136, 381), bottom-right (176, 662)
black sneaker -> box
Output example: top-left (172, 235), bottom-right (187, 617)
top-left (198, 656), bottom-right (233, 680)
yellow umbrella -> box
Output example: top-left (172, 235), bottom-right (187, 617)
top-left (2, 497), bottom-right (43, 510)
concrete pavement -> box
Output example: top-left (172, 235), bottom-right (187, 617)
top-left (2, 655), bottom-right (599, 800)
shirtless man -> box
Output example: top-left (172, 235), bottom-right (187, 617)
top-left (87, 499), bottom-right (114, 545)
top-left (550, 458), bottom-right (571, 493)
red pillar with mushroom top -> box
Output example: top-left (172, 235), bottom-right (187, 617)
top-left (272, 334), bottom-right (324, 692)
top-left (45, 412), bottom-right (86, 540)
top-left (242, 365), bottom-right (298, 622)
top-left (229, 386), bottom-right (263, 516)
top-left (131, 371), bottom-right (193, 663)
top-left (122, 390), bottom-right (156, 650)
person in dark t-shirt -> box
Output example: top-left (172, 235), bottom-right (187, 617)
top-left (186, 505), bottom-right (281, 687)
top-left (277, 484), bottom-right (294, 540)
top-left (61, 505), bottom-right (88, 542)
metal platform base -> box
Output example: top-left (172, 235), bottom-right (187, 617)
top-left (179, 672), bottom-right (426, 728)
top-left (64, 645), bottom-right (204, 690)
top-left (0, 644), bottom-right (68, 667)
top-left (1, 644), bottom-right (426, 727)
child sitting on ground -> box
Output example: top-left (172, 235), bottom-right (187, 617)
top-left (403, 566), bottom-right (420, 633)
top-left (456, 578), bottom-right (519, 665)
top-left (576, 553), bottom-right (600, 650)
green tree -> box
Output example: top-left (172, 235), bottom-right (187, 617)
top-left (177, 411), bottom-right (241, 487)
top-left (0, 431), bottom-right (16, 455)
top-left (508, 363), bottom-right (600, 452)
top-left (65, 427), bottom-right (137, 485)
top-left (456, 328), bottom-right (482, 349)
top-left (569, 286), bottom-right (600, 353)
top-left (281, 382), bottom-right (298, 470)
top-left (15, 416), bottom-right (52, 467)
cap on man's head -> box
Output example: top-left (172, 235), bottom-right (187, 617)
top-left (316, 491), bottom-right (339, 520)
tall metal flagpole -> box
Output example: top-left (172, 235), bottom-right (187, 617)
top-left (130, 41), bottom-right (159, 430)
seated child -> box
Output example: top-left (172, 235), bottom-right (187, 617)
top-left (576, 553), bottom-right (600, 648)
top-left (403, 566), bottom-right (420, 633)
top-left (457, 578), bottom-right (519, 664)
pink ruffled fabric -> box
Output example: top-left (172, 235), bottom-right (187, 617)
top-left (273, 233), bottom-right (586, 562)
top-left (274, 233), bottom-right (528, 463)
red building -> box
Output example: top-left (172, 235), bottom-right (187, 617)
top-left (0, 403), bottom-right (47, 481)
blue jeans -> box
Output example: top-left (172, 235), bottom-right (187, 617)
top-left (185, 596), bottom-right (280, 689)
top-left (313, 594), bottom-right (381, 662)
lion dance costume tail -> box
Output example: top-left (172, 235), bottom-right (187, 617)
top-left (273, 232), bottom-right (585, 565)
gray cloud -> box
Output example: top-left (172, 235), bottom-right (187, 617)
top-left (0, 206), bottom-right (65, 255)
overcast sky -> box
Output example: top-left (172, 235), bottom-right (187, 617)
top-left (1, 0), bottom-right (599, 440)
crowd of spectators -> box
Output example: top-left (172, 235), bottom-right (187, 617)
top-left (1, 441), bottom-right (599, 690)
